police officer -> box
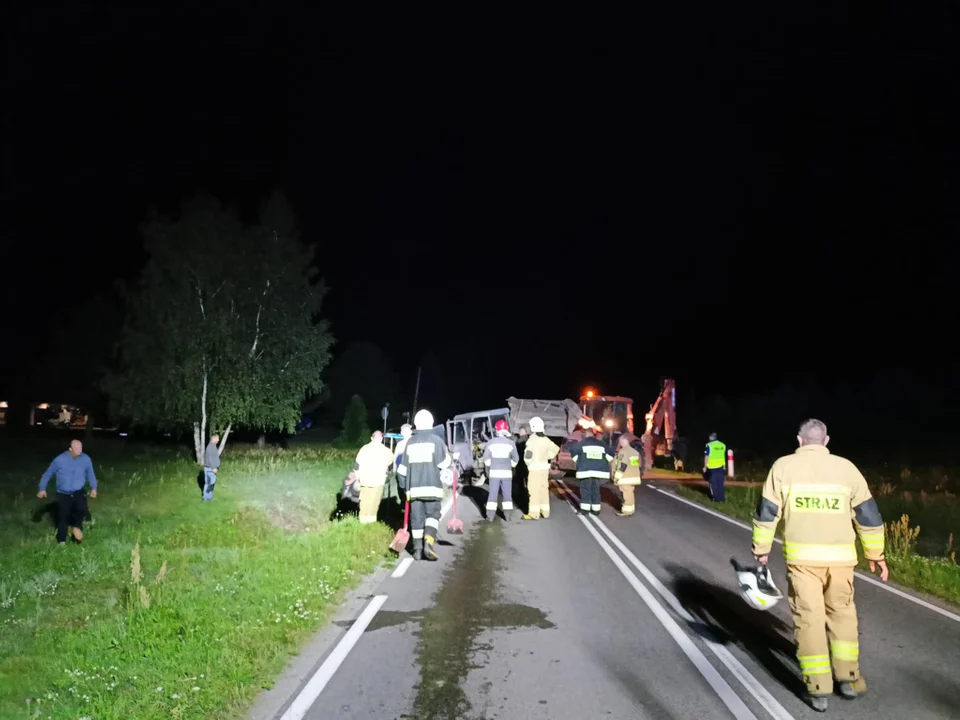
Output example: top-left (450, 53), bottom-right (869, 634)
top-left (398, 409), bottom-right (450, 561)
top-left (483, 419), bottom-right (519, 521)
top-left (752, 419), bottom-right (887, 713)
top-left (522, 416), bottom-right (559, 520)
top-left (703, 432), bottom-right (726, 502)
top-left (570, 419), bottom-right (613, 515)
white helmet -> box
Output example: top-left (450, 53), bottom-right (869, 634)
top-left (732, 559), bottom-right (783, 611)
top-left (529, 416), bottom-right (545, 434)
top-left (413, 409), bottom-right (434, 430)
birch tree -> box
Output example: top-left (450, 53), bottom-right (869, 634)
top-left (106, 191), bottom-right (333, 463)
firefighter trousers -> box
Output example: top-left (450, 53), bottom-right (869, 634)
top-left (358, 485), bottom-right (383, 524)
top-left (486, 475), bottom-right (513, 516)
top-left (579, 478), bottom-right (601, 513)
top-left (787, 564), bottom-right (860, 695)
top-left (618, 483), bottom-right (636, 514)
top-left (410, 498), bottom-right (441, 546)
top-left (526, 470), bottom-right (551, 519)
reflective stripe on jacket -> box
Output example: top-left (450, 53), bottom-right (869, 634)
top-left (705, 440), bottom-right (726, 469)
top-left (398, 431), bottom-right (450, 500)
top-left (571, 436), bottom-right (613, 480)
top-left (524, 433), bottom-right (559, 471)
top-left (483, 436), bottom-right (519, 479)
top-left (751, 444), bottom-right (885, 567)
top-left (614, 443), bottom-right (643, 485)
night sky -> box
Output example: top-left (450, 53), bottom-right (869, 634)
top-left (2, 6), bottom-right (958, 431)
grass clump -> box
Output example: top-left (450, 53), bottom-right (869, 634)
top-left (0, 435), bottom-right (392, 720)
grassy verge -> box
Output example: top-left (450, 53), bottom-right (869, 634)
top-left (0, 436), bottom-right (393, 720)
top-left (671, 465), bottom-right (960, 608)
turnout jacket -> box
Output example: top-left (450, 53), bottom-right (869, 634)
top-left (482, 435), bottom-right (519, 479)
top-left (570, 435), bottom-right (614, 480)
top-left (752, 444), bottom-right (885, 567)
top-left (524, 433), bottom-right (560, 471)
top-left (398, 430), bottom-right (450, 500)
top-left (353, 440), bottom-right (395, 487)
top-left (614, 442), bottom-right (644, 485)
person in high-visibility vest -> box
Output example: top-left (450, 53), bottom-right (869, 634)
top-left (703, 432), bottom-right (726, 502)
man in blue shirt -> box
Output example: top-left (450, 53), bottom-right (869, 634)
top-left (202, 433), bottom-right (221, 501)
top-left (37, 439), bottom-right (98, 544)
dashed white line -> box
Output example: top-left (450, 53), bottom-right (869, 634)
top-left (653, 486), bottom-right (960, 624)
top-left (278, 489), bottom-right (459, 716)
top-left (391, 557), bottom-right (414, 578)
top-left (279, 594), bottom-right (388, 720)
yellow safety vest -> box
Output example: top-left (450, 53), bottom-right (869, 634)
top-left (706, 440), bottom-right (726, 469)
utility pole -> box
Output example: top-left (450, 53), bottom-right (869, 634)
top-left (411, 366), bottom-right (422, 419)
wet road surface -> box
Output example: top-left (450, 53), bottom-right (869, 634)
top-left (262, 480), bottom-right (960, 719)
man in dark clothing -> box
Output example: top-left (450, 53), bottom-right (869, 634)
top-left (398, 409), bottom-right (449, 561)
top-left (203, 433), bottom-right (221, 501)
top-left (569, 421), bottom-right (613, 515)
top-left (37, 439), bottom-right (98, 544)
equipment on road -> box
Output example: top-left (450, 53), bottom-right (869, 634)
top-left (390, 501), bottom-right (411, 554)
top-left (731, 558), bottom-right (783, 610)
top-left (447, 465), bottom-right (464, 534)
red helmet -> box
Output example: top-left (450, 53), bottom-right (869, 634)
top-left (495, 419), bottom-right (509, 434)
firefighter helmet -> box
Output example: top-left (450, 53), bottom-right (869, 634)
top-left (529, 416), bottom-right (545, 433)
top-left (494, 419), bottom-right (510, 435)
top-left (732, 559), bottom-right (783, 611)
top-left (414, 409), bottom-right (434, 430)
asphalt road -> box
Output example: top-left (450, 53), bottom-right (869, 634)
top-left (255, 479), bottom-right (960, 720)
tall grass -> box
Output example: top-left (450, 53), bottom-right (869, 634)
top-left (0, 436), bottom-right (392, 720)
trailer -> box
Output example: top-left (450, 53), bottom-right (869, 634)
top-left (445, 398), bottom-right (581, 485)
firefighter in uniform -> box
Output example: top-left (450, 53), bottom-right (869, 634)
top-left (522, 416), bottom-right (559, 520)
top-left (352, 431), bottom-right (395, 524)
top-left (483, 419), bottom-right (519, 521)
top-left (703, 432), bottom-right (726, 502)
top-left (613, 434), bottom-right (644, 517)
top-left (398, 409), bottom-right (450, 561)
top-left (752, 418), bottom-right (887, 713)
top-left (570, 419), bottom-right (613, 515)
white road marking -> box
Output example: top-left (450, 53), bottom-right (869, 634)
top-left (391, 557), bottom-right (414, 578)
top-left (551, 481), bottom-right (760, 720)
top-left (583, 507), bottom-right (796, 720)
top-left (279, 594), bottom-right (389, 720)
top-left (654, 487), bottom-right (766, 537)
top-left (653, 486), bottom-right (960, 624)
